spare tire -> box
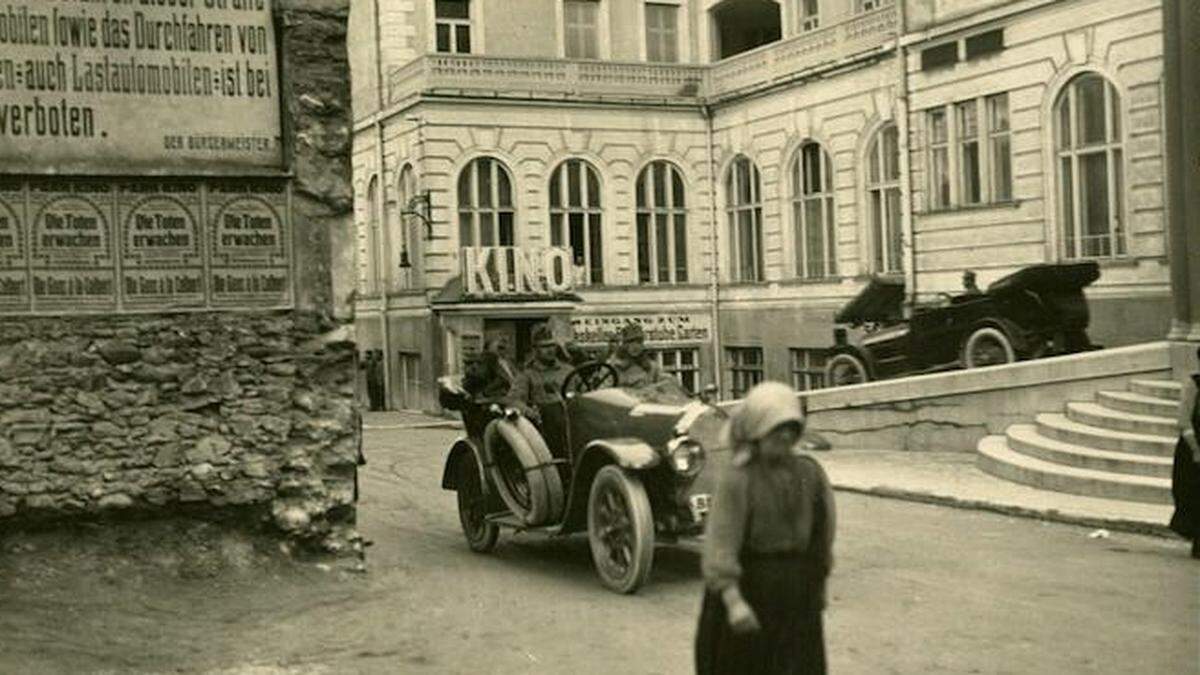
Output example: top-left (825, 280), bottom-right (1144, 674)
top-left (483, 418), bottom-right (565, 526)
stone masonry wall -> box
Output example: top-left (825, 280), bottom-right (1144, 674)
top-left (0, 311), bottom-right (359, 552)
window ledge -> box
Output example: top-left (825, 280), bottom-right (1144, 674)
top-left (1066, 255), bottom-right (1140, 269)
top-left (777, 276), bottom-right (843, 287)
top-left (919, 199), bottom-right (1021, 216)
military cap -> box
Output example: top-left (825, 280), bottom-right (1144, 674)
top-left (618, 322), bottom-right (645, 342)
top-left (531, 323), bottom-right (556, 346)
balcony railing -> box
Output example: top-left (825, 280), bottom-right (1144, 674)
top-left (389, 55), bottom-right (707, 105)
top-left (707, 5), bottom-right (898, 98)
top-left (387, 5), bottom-right (897, 106)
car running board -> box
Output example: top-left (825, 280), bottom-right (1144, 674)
top-left (484, 511), bottom-right (566, 535)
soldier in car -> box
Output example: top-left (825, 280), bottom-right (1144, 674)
top-left (504, 323), bottom-right (575, 423)
top-left (607, 321), bottom-right (671, 389)
top-left (962, 269), bottom-right (983, 296)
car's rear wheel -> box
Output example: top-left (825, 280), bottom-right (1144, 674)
top-left (587, 465), bottom-right (654, 594)
top-left (456, 454), bottom-right (499, 553)
top-left (484, 418), bottom-right (564, 526)
top-left (825, 353), bottom-right (869, 387)
top-left (963, 327), bottom-right (1016, 368)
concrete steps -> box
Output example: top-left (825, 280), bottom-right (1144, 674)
top-left (978, 437), bottom-right (1172, 504)
top-left (978, 370), bottom-right (1181, 506)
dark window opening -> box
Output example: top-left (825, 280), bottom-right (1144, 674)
top-left (921, 42), bottom-right (958, 71)
top-left (965, 29), bottom-right (1004, 60)
top-left (712, 0), bottom-right (782, 60)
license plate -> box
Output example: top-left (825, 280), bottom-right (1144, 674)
top-left (688, 493), bottom-right (711, 522)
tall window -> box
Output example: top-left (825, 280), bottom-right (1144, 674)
top-left (365, 176), bottom-right (381, 295)
top-left (798, 0), bottom-right (819, 31)
top-left (928, 108), bottom-right (950, 208)
top-left (458, 157), bottom-right (515, 247)
top-left (636, 161), bottom-right (688, 284)
top-left (726, 156), bottom-right (764, 282)
top-left (988, 93), bottom-right (1013, 202)
top-left (926, 93), bottom-right (1012, 210)
top-left (435, 0), bottom-right (471, 54)
top-left (645, 3), bottom-right (679, 63)
top-left (564, 0), bottom-right (600, 59)
top-left (654, 348), bottom-right (700, 394)
top-left (790, 348), bottom-right (827, 391)
top-left (396, 165), bottom-right (420, 287)
top-left (549, 160), bottom-right (604, 285)
top-left (1055, 73), bottom-right (1124, 259)
top-left (866, 124), bottom-right (902, 273)
top-left (791, 142), bottom-right (837, 279)
top-left (727, 347), bottom-right (763, 399)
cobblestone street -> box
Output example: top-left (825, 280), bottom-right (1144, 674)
top-left (2, 422), bottom-right (1196, 674)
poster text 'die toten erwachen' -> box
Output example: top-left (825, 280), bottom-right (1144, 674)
top-left (0, 0), bottom-right (281, 174)
top-left (0, 1), bottom-right (293, 314)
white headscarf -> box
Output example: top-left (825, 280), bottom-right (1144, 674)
top-left (725, 381), bottom-right (806, 465)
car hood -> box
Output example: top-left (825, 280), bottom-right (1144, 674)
top-left (574, 388), bottom-right (729, 452)
top-left (834, 276), bottom-right (905, 325)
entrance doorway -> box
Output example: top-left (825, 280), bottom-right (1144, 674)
top-left (396, 351), bottom-right (422, 410)
top-left (484, 318), bottom-right (547, 366)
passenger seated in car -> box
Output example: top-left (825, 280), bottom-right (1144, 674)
top-left (606, 323), bottom-right (686, 397)
top-left (504, 323), bottom-right (575, 423)
top-left (463, 336), bottom-right (518, 401)
top-left (962, 270), bottom-right (983, 297)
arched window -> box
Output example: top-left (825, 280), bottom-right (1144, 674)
top-left (1054, 73), bottom-right (1124, 258)
top-left (396, 164), bottom-right (420, 286)
top-left (636, 161), bottom-right (688, 284)
top-left (726, 156), bottom-right (763, 282)
top-left (549, 159), bottom-right (603, 285)
top-left (458, 157), bottom-right (515, 247)
top-left (791, 142), bottom-right (836, 279)
top-left (866, 124), bottom-right (902, 273)
top-left (365, 175), bottom-right (381, 295)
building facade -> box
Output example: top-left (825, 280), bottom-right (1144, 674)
top-left (349, 0), bottom-right (1171, 411)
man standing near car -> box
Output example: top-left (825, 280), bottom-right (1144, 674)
top-left (505, 323), bottom-right (574, 423)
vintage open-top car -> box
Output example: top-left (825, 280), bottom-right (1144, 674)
top-left (824, 261), bottom-right (1102, 386)
top-left (438, 363), bottom-right (729, 594)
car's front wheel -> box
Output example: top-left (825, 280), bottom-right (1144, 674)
top-left (456, 454), bottom-right (499, 553)
top-left (587, 465), bottom-right (654, 594)
top-left (963, 327), bottom-right (1016, 369)
top-left (825, 352), bottom-right (869, 387)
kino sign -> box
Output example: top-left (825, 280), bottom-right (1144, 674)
top-left (462, 246), bottom-right (574, 297)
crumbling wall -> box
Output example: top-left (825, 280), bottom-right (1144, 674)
top-left (0, 312), bottom-right (359, 553)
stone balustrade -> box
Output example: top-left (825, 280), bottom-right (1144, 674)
top-left (387, 5), bottom-right (898, 106)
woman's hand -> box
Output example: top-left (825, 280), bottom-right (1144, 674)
top-left (726, 598), bottom-right (761, 634)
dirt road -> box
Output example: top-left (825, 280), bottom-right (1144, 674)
top-left (1, 422), bottom-right (1196, 674)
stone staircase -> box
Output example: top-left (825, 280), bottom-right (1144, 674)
top-left (977, 378), bottom-right (1181, 504)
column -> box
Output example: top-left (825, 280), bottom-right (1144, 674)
top-left (1162, 0), bottom-right (1200, 378)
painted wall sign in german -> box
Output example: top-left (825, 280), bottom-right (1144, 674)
top-left (0, 0), bottom-right (281, 174)
top-left (117, 180), bottom-right (204, 309)
top-left (461, 246), bottom-right (575, 297)
top-left (572, 313), bottom-right (712, 346)
top-left (28, 179), bottom-right (117, 311)
top-left (207, 178), bottom-right (290, 307)
top-left (0, 177), bottom-right (28, 311)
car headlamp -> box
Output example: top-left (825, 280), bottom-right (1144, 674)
top-left (666, 437), bottom-right (704, 477)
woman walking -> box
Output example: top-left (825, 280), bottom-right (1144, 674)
top-left (1169, 347), bottom-right (1200, 559)
top-left (695, 381), bottom-right (837, 675)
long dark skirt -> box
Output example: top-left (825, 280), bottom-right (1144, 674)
top-left (695, 554), bottom-right (827, 675)
top-left (1170, 436), bottom-right (1200, 543)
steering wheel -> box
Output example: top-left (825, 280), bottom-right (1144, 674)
top-left (560, 361), bottom-right (619, 399)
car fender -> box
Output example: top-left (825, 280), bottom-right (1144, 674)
top-left (440, 437), bottom-right (489, 493)
top-left (827, 345), bottom-right (877, 380)
top-left (964, 317), bottom-right (1026, 355)
top-left (558, 439), bottom-right (661, 534)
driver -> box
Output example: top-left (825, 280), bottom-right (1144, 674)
top-left (504, 323), bottom-right (575, 422)
top-left (606, 322), bottom-right (672, 390)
